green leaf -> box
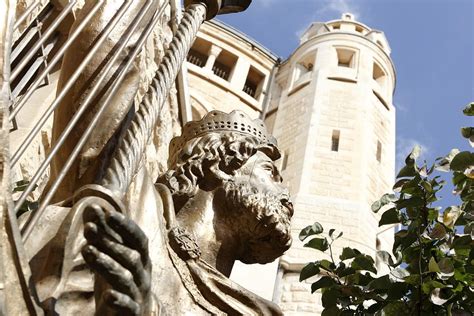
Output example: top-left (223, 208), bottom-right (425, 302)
top-left (443, 206), bottom-right (461, 229)
top-left (387, 282), bottom-right (409, 299)
top-left (300, 262), bottom-right (321, 281)
top-left (422, 280), bottom-right (446, 294)
top-left (337, 267), bottom-right (356, 278)
top-left (450, 151), bottom-right (474, 171)
top-left (366, 302), bottom-right (387, 314)
top-left (396, 196), bottom-right (425, 209)
top-left (321, 306), bottom-right (341, 316)
top-left (429, 223), bottom-right (447, 239)
top-left (461, 127), bottom-right (474, 139)
top-left (382, 301), bottom-right (410, 315)
top-left (311, 276), bottom-right (336, 293)
top-left (393, 178), bottom-right (410, 192)
top-left (452, 235), bottom-right (472, 257)
top-left (319, 259), bottom-right (335, 272)
top-left (421, 180), bottom-right (433, 193)
top-left (406, 145), bottom-right (421, 164)
top-left (304, 237), bottom-right (329, 251)
top-left (329, 228), bottom-right (335, 238)
top-left (436, 149), bottom-right (460, 172)
top-left (379, 208), bottom-right (399, 226)
top-left (397, 164), bottom-right (418, 178)
top-left (429, 257), bottom-right (441, 273)
top-left (390, 267), bottom-right (409, 280)
top-left (371, 200), bottom-right (382, 212)
top-left (351, 255), bottom-right (376, 273)
top-left (328, 229), bottom-right (342, 241)
top-left (340, 247), bottom-right (361, 260)
top-left (437, 258), bottom-right (455, 280)
top-left (463, 102), bottom-right (474, 116)
top-left (430, 288), bottom-right (450, 305)
top-left (427, 208), bottom-right (440, 221)
top-left (299, 222), bottom-right (324, 241)
top-left (376, 250), bottom-right (394, 266)
top-left (321, 288), bottom-right (340, 307)
top-left (368, 275), bottom-right (391, 290)
top-left (404, 274), bottom-right (420, 285)
top-left (372, 193), bottom-right (397, 212)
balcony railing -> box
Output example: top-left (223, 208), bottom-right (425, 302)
top-left (187, 49), bottom-right (207, 67)
top-left (212, 61), bottom-right (230, 80)
top-left (243, 82), bottom-right (256, 98)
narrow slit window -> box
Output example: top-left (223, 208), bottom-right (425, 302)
top-left (376, 141), bottom-right (382, 162)
top-left (281, 150), bottom-right (289, 171)
top-left (331, 130), bottom-right (340, 152)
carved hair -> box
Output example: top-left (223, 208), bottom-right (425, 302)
top-left (160, 131), bottom-right (279, 203)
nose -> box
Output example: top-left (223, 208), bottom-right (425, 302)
top-left (280, 192), bottom-right (294, 217)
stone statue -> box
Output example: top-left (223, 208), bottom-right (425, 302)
top-left (4, 0), bottom-right (295, 314)
top-left (25, 110), bottom-right (293, 315)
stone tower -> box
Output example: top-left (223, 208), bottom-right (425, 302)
top-left (265, 13), bottom-right (397, 314)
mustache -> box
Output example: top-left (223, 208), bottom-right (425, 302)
top-left (223, 181), bottom-right (292, 236)
top-left (224, 181), bottom-right (291, 211)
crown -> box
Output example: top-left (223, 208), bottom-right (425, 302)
top-left (169, 110), bottom-right (278, 164)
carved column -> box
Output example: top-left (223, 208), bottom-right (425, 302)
top-left (204, 44), bottom-right (222, 71)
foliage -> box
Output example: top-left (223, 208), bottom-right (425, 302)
top-left (300, 105), bottom-right (474, 315)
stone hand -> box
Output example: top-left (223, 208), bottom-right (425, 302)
top-left (82, 204), bottom-right (151, 315)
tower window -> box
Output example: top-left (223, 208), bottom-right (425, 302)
top-left (355, 25), bottom-right (364, 33)
top-left (187, 49), bottom-right (208, 67)
top-left (331, 130), bottom-right (340, 152)
top-left (281, 150), bottom-right (289, 171)
top-left (373, 61), bottom-right (387, 91)
top-left (212, 50), bottom-right (237, 81)
top-left (186, 37), bottom-right (211, 67)
top-left (376, 141), bottom-right (382, 162)
top-left (336, 48), bottom-right (355, 68)
top-left (243, 66), bottom-right (265, 99)
top-left (293, 53), bottom-right (315, 86)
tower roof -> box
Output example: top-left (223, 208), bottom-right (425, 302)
top-left (300, 13), bottom-right (391, 55)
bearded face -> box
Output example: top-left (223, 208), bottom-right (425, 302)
top-left (222, 152), bottom-right (293, 264)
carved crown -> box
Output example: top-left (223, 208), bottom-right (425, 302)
top-left (169, 110), bottom-right (278, 164)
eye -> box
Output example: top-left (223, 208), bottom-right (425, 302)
top-left (262, 163), bottom-right (274, 174)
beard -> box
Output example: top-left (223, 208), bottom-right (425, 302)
top-left (223, 181), bottom-right (293, 264)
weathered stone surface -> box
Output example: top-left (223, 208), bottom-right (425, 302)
top-left (27, 110), bottom-right (293, 315)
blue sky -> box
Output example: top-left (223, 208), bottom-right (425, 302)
top-left (220, 0), bottom-right (473, 205)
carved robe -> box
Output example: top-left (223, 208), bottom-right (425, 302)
top-left (24, 166), bottom-right (282, 315)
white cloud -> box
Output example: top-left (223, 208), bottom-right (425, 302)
top-left (259, 0), bottom-right (274, 8)
top-left (293, 0), bottom-right (363, 40)
top-left (396, 137), bottom-right (430, 171)
top-left (314, 0), bottom-right (361, 21)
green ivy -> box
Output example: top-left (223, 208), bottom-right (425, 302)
top-left (300, 104), bottom-right (474, 315)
